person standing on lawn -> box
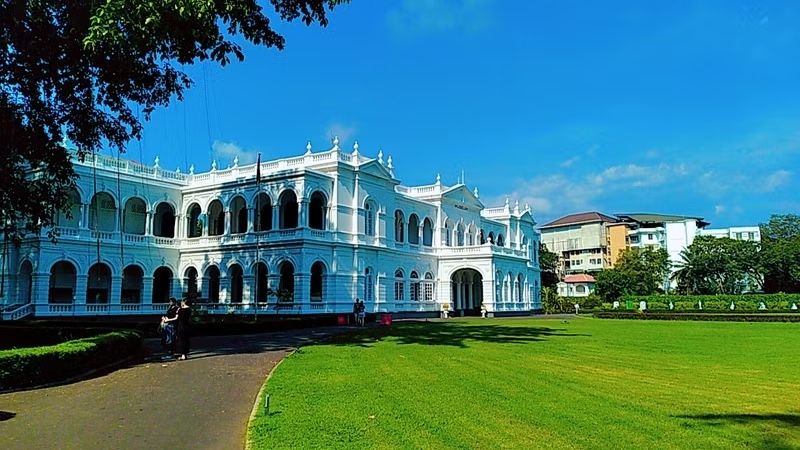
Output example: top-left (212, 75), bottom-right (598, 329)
top-left (357, 299), bottom-right (366, 327)
top-left (352, 298), bottom-right (360, 325)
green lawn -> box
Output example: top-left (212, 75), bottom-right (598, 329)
top-left (248, 318), bottom-right (800, 449)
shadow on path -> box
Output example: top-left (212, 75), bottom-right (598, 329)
top-left (319, 320), bottom-right (588, 349)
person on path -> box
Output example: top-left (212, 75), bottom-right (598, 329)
top-left (160, 298), bottom-right (179, 359)
top-left (164, 298), bottom-right (193, 360)
top-left (357, 299), bottom-right (366, 327)
top-left (352, 298), bottom-right (360, 325)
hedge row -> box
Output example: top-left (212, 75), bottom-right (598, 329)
top-left (0, 330), bottom-right (142, 391)
top-left (618, 294), bottom-right (800, 312)
top-left (0, 326), bottom-right (121, 350)
top-left (594, 311), bottom-right (800, 322)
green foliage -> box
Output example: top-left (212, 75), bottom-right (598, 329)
top-left (0, 331), bottom-right (141, 391)
top-left (541, 286), bottom-right (570, 313)
top-left (0, 0), bottom-right (348, 239)
top-left (538, 243), bottom-right (559, 289)
top-left (248, 319), bottom-right (800, 449)
top-left (596, 247), bottom-right (670, 301)
top-left (672, 235), bottom-right (762, 294)
top-left (760, 214), bottom-right (800, 293)
top-left (622, 294), bottom-right (800, 312)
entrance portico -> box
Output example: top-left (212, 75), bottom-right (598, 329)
top-left (450, 268), bottom-right (483, 316)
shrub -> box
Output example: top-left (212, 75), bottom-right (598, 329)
top-left (622, 294), bottom-right (800, 312)
top-left (594, 311), bottom-right (800, 322)
top-left (0, 330), bottom-right (141, 391)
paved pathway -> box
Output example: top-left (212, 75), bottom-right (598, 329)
top-left (0, 326), bottom-right (346, 450)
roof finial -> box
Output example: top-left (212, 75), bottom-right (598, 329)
top-left (211, 159), bottom-right (217, 171)
top-left (176, 167), bottom-right (181, 174)
top-left (524, 202), bottom-right (531, 212)
top-left (387, 155), bottom-right (393, 174)
top-left (189, 164), bottom-right (195, 175)
top-left (352, 140), bottom-right (359, 157)
top-left (154, 155), bottom-right (160, 169)
top-left (514, 200), bottom-right (520, 214)
top-left (377, 149), bottom-right (384, 165)
top-left (473, 187), bottom-right (479, 198)
top-left (306, 141), bottom-right (312, 155)
top-left (504, 196), bottom-right (510, 208)
top-left (233, 155), bottom-right (239, 167)
top-left (332, 135), bottom-right (340, 151)
top-left (436, 173), bottom-right (441, 184)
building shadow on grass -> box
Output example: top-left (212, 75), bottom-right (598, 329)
top-left (319, 320), bottom-right (588, 349)
top-left (676, 413), bottom-right (800, 450)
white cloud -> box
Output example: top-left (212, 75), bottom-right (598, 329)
top-left (488, 174), bottom-right (599, 219)
top-left (589, 163), bottom-right (690, 188)
top-left (387, 0), bottom-right (494, 36)
top-left (714, 204), bottom-right (726, 215)
top-left (324, 123), bottom-right (358, 146)
top-left (759, 170), bottom-right (792, 192)
top-left (645, 149), bottom-right (659, 159)
top-left (560, 156), bottom-right (580, 168)
top-left (211, 140), bottom-right (259, 166)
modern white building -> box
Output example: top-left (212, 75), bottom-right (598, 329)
top-left (615, 213), bottom-right (709, 290)
top-left (700, 226), bottom-right (761, 242)
top-left (1, 139), bottom-right (541, 320)
top-left (556, 274), bottom-right (596, 298)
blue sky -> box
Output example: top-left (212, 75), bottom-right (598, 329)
top-left (135, 0), bottom-right (800, 227)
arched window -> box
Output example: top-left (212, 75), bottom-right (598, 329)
top-left (394, 210), bottom-right (405, 242)
top-left (467, 225), bottom-right (476, 246)
top-left (207, 200), bottom-right (224, 236)
top-left (422, 218), bottom-right (433, 247)
top-left (229, 264), bottom-right (243, 303)
top-left (230, 196), bottom-right (247, 234)
top-left (364, 201), bottom-right (375, 237)
top-left (49, 261), bottom-right (76, 303)
top-left (517, 274), bottom-right (524, 302)
top-left (479, 229), bottom-right (486, 245)
top-left (309, 191), bottom-right (327, 230)
top-left (205, 266), bottom-right (220, 303)
top-left (310, 261), bottom-right (325, 302)
top-left (87, 263), bottom-right (111, 303)
top-left (56, 188), bottom-right (81, 228)
top-left (444, 220), bottom-right (452, 246)
top-left (576, 285), bottom-right (586, 294)
top-left (123, 198), bottom-right (146, 235)
top-left (153, 202), bottom-right (176, 238)
top-left (17, 261), bottom-right (33, 304)
top-left (496, 234), bottom-right (505, 247)
top-left (122, 265), bottom-right (143, 304)
top-left (456, 223), bottom-right (465, 246)
top-left (394, 269), bottom-right (405, 301)
top-left (495, 270), bottom-right (503, 303)
top-left (364, 268), bottom-right (374, 302)
top-left (184, 267), bottom-right (198, 298)
top-left (279, 261), bottom-right (295, 302)
top-left (488, 231), bottom-right (495, 244)
top-left (152, 267), bottom-right (173, 303)
top-left (279, 190), bottom-right (298, 229)
top-left (186, 203), bottom-right (202, 238)
top-left (254, 193), bottom-right (272, 232)
top-left (424, 272), bottom-right (435, 301)
top-left (253, 262), bottom-right (269, 303)
top-left (410, 271), bottom-right (421, 301)
top-left (408, 214), bottom-right (419, 245)
top-left (89, 192), bottom-right (116, 232)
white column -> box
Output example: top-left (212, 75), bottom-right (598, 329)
top-left (272, 202), bottom-right (280, 231)
top-left (110, 275), bottom-right (122, 305)
top-left (243, 274), bottom-right (254, 304)
top-left (224, 210), bottom-right (231, 235)
top-left (145, 212), bottom-right (153, 235)
top-left (32, 273), bottom-right (49, 305)
top-left (74, 275), bottom-right (88, 305)
top-left (142, 276), bottom-right (154, 306)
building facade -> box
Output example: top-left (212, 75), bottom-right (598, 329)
top-left (699, 226), bottom-right (761, 242)
top-left (1, 140), bottom-right (541, 319)
top-left (539, 212), bottom-right (617, 275)
top-left (556, 274), bottom-right (596, 298)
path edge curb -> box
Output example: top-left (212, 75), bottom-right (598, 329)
top-left (244, 348), bottom-right (296, 450)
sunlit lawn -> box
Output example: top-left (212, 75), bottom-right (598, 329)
top-left (248, 318), bottom-right (800, 449)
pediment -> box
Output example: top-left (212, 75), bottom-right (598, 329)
top-left (442, 185), bottom-right (484, 210)
top-left (356, 160), bottom-right (397, 183)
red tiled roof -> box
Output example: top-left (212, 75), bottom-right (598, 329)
top-left (563, 274), bottom-right (596, 283)
top-left (540, 212), bottom-right (617, 229)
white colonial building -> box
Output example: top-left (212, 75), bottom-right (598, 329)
top-left (1, 139), bottom-right (541, 320)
